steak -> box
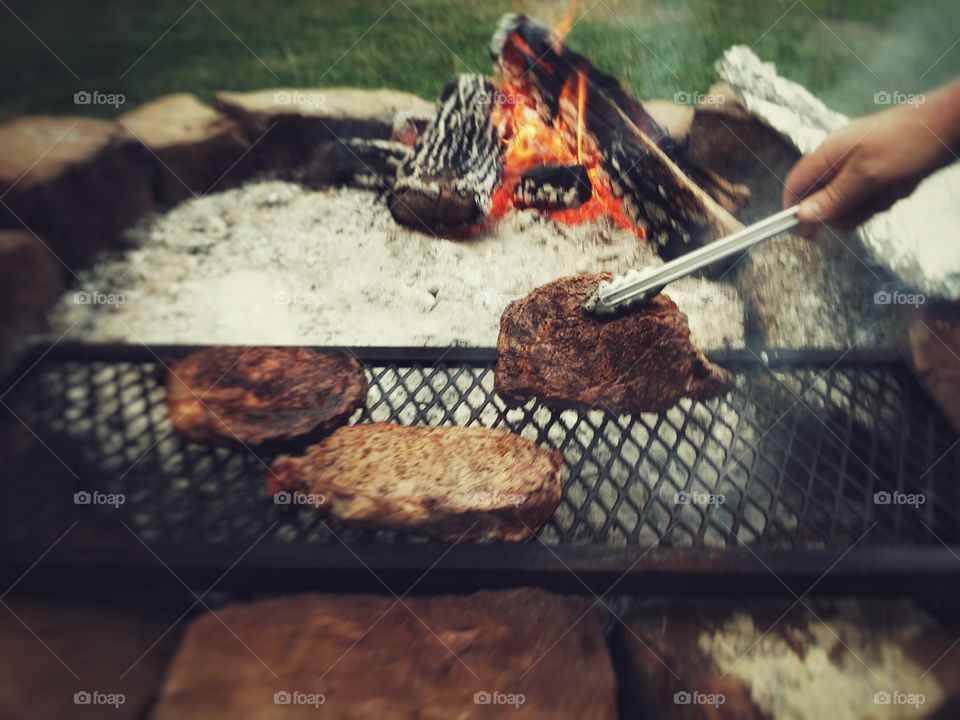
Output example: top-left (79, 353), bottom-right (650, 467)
top-left (495, 273), bottom-right (733, 413)
top-left (150, 589), bottom-right (618, 720)
top-left (166, 346), bottom-right (367, 446)
top-left (267, 423), bottom-right (562, 542)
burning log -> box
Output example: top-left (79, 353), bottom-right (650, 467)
top-left (389, 74), bottom-right (504, 233)
top-left (492, 14), bottom-right (742, 253)
top-left (514, 163), bottom-right (591, 211)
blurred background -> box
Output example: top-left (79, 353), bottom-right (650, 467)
top-left (2, 0), bottom-right (958, 120)
top-left (2, 2), bottom-right (960, 719)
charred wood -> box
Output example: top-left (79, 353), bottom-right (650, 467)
top-left (688, 103), bottom-right (800, 224)
top-left (492, 14), bottom-right (742, 253)
top-left (514, 164), bottom-right (592, 211)
top-left (390, 74), bottom-right (504, 233)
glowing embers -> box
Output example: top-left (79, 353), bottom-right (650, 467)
top-left (488, 66), bottom-right (643, 238)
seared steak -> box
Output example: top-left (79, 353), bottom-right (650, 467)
top-left (495, 273), bottom-right (733, 413)
top-left (150, 589), bottom-right (617, 720)
top-left (267, 423), bottom-right (562, 541)
top-left (166, 347), bottom-right (367, 446)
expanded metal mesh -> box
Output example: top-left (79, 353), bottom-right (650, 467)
top-left (4, 356), bottom-right (959, 550)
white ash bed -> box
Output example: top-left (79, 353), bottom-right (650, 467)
top-left (46, 180), bottom-right (746, 352)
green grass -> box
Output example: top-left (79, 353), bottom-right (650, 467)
top-left (1, 0), bottom-right (957, 123)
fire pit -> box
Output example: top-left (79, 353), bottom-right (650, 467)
top-left (389, 15), bottom-right (743, 248)
top-left (1, 14), bottom-right (955, 596)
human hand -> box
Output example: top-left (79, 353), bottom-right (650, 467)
top-left (783, 86), bottom-right (960, 238)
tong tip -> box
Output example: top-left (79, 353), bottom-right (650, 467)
top-left (581, 282), bottom-right (607, 315)
top-left (582, 272), bottom-right (662, 316)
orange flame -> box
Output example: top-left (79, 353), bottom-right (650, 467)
top-left (551, 0), bottom-right (579, 52)
top-left (488, 48), bottom-right (644, 238)
top-left (575, 68), bottom-right (586, 163)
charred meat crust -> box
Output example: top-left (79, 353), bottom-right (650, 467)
top-left (495, 273), bottom-right (733, 413)
top-left (166, 346), bottom-right (368, 446)
top-left (268, 423), bottom-right (563, 542)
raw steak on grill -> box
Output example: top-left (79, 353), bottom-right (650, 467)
top-left (495, 273), bottom-right (733, 413)
top-left (166, 346), bottom-right (367, 446)
top-left (267, 423), bottom-right (562, 542)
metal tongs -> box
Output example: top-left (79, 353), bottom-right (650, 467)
top-left (583, 206), bottom-right (801, 315)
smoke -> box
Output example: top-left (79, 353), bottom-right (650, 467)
top-left (813, 0), bottom-right (960, 117)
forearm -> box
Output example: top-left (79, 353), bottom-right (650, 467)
top-left (918, 78), bottom-right (960, 165)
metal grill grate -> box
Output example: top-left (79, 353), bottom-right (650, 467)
top-left (4, 349), bottom-right (959, 555)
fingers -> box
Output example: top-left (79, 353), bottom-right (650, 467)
top-left (782, 141), bottom-right (840, 208)
top-left (797, 185), bottom-right (909, 238)
top-left (790, 172), bottom-right (856, 238)
top-left (784, 146), bottom-right (839, 239)
top-left (796, 219), bottom-right (818, 240)
top-left (782, 109), bottom-right (932, 237)
top-left (797, 164), bottom-right (877, 227)
top-left (834, 187), bottom-right (916, 229)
